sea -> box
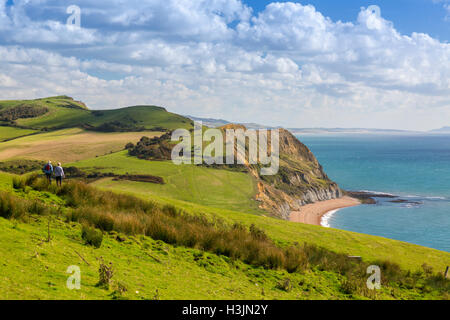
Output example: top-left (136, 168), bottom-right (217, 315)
top-left (296, 133), bottom-right (450, 252)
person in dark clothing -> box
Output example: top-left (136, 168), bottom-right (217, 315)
top-left (42, 161), bottom-right (53, 183)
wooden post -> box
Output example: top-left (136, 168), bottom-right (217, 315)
top-left (445, 266), bottom-right (449, 279)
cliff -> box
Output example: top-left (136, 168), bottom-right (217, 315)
top-left (220, 126), bottom-right (343, 219)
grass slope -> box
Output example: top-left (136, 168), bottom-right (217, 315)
top-left (0, 97), bottom-right (192, 132)
top-left (72, 151), bottom-right (262, 215)
top-left (0, 173), bottom-right (447, 300)
top-left (0, 216), bottom-right (372, 300)
top-left (70, 152), bottom-right (450, 273)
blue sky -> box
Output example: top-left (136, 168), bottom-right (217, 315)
top-left (246, 0), bottom-right (450, 42)
top-left (0, 0), bottom-right (449, 130)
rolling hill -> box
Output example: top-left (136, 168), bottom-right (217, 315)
top-left (0, 96), bottom-right (193, 132)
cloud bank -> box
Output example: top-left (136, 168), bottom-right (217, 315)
top-left (0, 0), bottom-right (449, 130)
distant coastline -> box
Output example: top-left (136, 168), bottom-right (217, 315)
top-left (186, 115), bottom-right (450, 135)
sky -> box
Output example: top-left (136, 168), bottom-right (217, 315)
top-left (0, 0), bottom-right (449, 130)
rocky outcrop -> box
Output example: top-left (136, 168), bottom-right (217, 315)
top-left (298, 183), bottom-right (343, 206)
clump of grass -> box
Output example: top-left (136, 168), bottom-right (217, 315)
top-left (0, 191), bottom-right (26, 219)
top-left (110, 282), bottom-right (128, 300)
top-left (81, 225), bottom-right (103, 248)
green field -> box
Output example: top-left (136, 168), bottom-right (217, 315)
top-left (69, 152), bottom-right (450, 273)
top-left (0, 172), bottom-right (447, 300)
top-left (72, 151), bottom-right (263, 215)
top-left (0, 126), bottom-right (37, 142)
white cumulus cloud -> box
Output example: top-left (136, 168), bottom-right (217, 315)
top-left (0, 0), bottom-right (449, 130)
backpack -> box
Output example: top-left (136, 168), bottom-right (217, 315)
top-left (45, 164), bottom-right (50, 172)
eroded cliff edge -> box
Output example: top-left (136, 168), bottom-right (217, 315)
top-left (238, 127), bottom-right (343, 219)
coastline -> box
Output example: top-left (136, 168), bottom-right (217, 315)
top-left (289, 196), bottom-right (361, 227)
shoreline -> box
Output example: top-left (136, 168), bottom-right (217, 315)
top-left (289, 196), bottom-right (361, 227)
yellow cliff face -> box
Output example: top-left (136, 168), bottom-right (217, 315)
top-left (217, 125), bottom-right (343, 219)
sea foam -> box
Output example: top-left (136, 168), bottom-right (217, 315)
top-left (321, 209), bottom-right (339, 228)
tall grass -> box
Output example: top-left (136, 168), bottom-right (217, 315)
top-left (9, 175), bottom-right (450, 298)
top-left (0, 191), bottom-right (52, 220)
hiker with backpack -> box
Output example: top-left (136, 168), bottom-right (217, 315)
top-left (42, 161), bottom-right (53, 183)
top-left (54, 162), bottom-right (65, 187)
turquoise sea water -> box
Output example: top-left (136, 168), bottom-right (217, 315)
top-left (297, 134), bottom-right (450, 252)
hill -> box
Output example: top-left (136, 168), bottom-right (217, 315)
top-left (0, 96), bottom-right (193, 132)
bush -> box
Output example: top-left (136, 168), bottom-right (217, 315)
top-left (0, 105), bottom-right (48, 121)
top-left (81, 225), bottom-right (103, 248)
top-left (0, 160), bottom-right (45, 175)
top-left (97, 257), bottom-right (114, 289)
top-left (124, 142), bottom-right (134, 150)
top-left (12, 177), bottom-right (25, 190)
top-left (276, 278), bottom-right (292, 292)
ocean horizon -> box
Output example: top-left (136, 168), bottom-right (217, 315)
top-left (298, 133), bottom-right (450, 253)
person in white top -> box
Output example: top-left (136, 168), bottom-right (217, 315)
top-left (54, 162), bottom-right (65, 187)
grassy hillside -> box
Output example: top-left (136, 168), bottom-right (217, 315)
top-left (68, 151), bottom-right (450, 273)
top-left (0, 173), bottom-right (448, 300)
top-left (0, 96), bottom-right (88, 111)
top-left (71, 151), bottom-right (262, 215)
top-left (0, 96), bottom-right (89, 130)
top-left (0, 96), bottom-right (193, 132)
top-left (0, 215), bottom-right (378, 300)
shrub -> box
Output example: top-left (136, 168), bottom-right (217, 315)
top-left (81, 225), bottom-right (103, 248)
top-left (1, 160), bottom-right (45, 175)
top-left (12, 177), bottom-right (25, 190)
top-left (124, 142), bottom-right (134, 150)
top-left (0, 105), bottom-right (48, 121)
top-left (276, 278), bottom-right (292, 292)
top-left (97, 257), bottom-right (114, 289)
